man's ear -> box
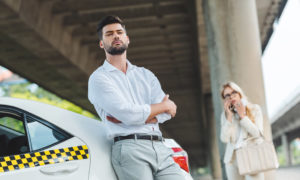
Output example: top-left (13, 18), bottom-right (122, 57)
top-left (127, 35), bottom-right (130, 45)
top-left (99, 40), bottom-right (104, 48)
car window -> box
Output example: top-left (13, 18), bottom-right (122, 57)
top-left (0, 114), bottom-right (29, 157)
top-left (0, 116), bottom-right (25, 134)
top-left (26, 116), bottom-right (69, 151)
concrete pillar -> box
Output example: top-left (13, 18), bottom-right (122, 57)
top-left (195, 0), bottom-right (223, 179)
top-left (202, 0), bottom-right (275, 179)
top-left (281, 134), bottom-right (292, 166)
top-left (207, 99), bottom-right (222, 180)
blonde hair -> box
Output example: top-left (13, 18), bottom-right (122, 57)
top-left (220, 81), bottom-right (255, 123)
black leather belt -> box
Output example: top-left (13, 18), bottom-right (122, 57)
top-left (114, 134), bottom-right (163, 143)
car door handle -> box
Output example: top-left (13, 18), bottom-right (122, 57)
top-left (39, 163), bottom-right (79, 175)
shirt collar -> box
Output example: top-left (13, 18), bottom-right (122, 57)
top-left (103, 60), bottom-right (134, 72)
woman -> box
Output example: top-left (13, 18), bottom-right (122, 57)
top-left (220, 81), bottom-right (264, 180)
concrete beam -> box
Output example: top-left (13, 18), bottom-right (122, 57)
top-left (63, 3), bottom-right (187, 26)
top-left (52, 0), bottom-right (184, 14)
top-left (273, 118), bottom-right (300, 140)
top-left (0, 0), bottom-right (99, 112)
top-left (71, 14), bottom-right (189, 37)
top-left (79, 24), bottom-right (191, 47)
top-left (0, 31), bottom-right (94, 112)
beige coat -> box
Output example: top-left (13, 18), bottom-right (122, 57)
top-left (220, 104), bottom-right (264, 163)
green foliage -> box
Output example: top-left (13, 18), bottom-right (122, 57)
top-left (276, 146), bottom-right (286, 166)
top-left (0, 117), bottom-right (25, 134)
top-left (276, 138), bottom-right (300, 166)
top-left (0, 83), bottom-right (98, 120)
top-left (196, 167), bottom-right (209, 175)
top-left (291, 139), bottom-right (300, 165)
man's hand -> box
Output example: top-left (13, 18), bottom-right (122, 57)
top-left (106, 116), bottom-right (122, 123)
top-left (162, 94), bottom-right (177, 117)
top-left (145, 94), bottom-right (177, 123)
top-left (145, 117), bottom-right (158, 124)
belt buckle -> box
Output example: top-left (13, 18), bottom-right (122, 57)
top-left (114, 136), bottom-right (120, 143)
top-left (150, 135), bottom-right (153, 141)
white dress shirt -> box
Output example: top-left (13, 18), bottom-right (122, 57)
top-left (88, 60), bottom-right (171, 138)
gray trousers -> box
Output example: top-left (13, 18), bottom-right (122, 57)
top-left (111, 139), bottom-right (185, 180)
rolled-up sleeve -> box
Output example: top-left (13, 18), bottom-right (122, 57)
top-left (147, 70), bottom-right (171, 123)
top-left (239, 105), bottom-right (263, 138)
top-left (88, 73), bottom-right (151, 125)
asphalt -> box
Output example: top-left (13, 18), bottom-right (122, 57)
top-left (275, 166), bottom-right (300, 180)
top-left (194, 165), bottom-right (300, 180)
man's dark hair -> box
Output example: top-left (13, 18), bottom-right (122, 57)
top-left (97, 15), bottom-right (126, 40)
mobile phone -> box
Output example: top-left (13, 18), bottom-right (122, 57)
top-left (229, 104), bottom-right (234, 111)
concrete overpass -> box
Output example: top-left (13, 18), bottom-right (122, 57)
top-left (0, 0), bottom-right (287, 179)
top-left (272, 89), bottom-right (300, 166)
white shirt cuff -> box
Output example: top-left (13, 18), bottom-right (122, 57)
top-left (143, 104), bottom-right (151, 122)
top-left (239, 116), bottom-right (251, 127)
top-left (156, 113), bottom-right (171, 123)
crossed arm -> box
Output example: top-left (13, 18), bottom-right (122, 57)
top-left (107, 94), bottom-right (177, 124)
top-left (88, 72), bottom-right (176, 125)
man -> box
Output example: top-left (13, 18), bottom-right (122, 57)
top-left (88, 15), bottom-right (185, 180)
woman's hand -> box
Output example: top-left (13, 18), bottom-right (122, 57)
top-left (232, 100), bottom-right (246, 119)
top-left (224, 99), bottom-right (233, 122)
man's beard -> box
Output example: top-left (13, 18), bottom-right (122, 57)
top-left (104, 41), bottom-right (128, 55)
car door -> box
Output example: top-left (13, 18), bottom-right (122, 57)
top-left (0, 106), bottom-right (90, 180)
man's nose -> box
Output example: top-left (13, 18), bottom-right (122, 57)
top-left (113, 32), bottom-right (120, 39)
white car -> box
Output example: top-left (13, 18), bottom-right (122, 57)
top-left (0, 97), bottom-right (193, 180)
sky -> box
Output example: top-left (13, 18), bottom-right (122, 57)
top-left (262, 0), bottom-right (300, 121)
